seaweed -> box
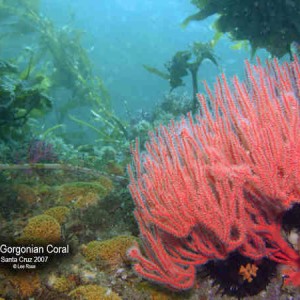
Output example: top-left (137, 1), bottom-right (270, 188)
top-left (183, 0), bottom-right (300, 58)
top-left (0, 0), bottom-right (126, 147)
top-left (144, 42), bottom-right (217, 113)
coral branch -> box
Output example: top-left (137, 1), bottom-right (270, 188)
top-left (128, 57), bottom-right (300, 290)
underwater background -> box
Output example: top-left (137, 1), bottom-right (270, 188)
top-left (0, 0), bottom-right (299, 299)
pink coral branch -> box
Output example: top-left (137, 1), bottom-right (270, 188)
top-left (128, 57), bottom-right (300, 290)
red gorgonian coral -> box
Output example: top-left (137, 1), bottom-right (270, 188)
top-left (127, 57), bottom-right (300, 290)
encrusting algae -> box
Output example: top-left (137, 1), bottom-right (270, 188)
top-left (68, 284), bottom-right (121, 300)
top-left (97, 175), bottom-right (114, 192)
top-left (44, 206), bottom-right (70, 224)
top-left (82, 235), bottom-right (137, 270)
top-left (8, 273), bottom-right (41, 298)
top-left (18, 214), bottom-right (61, 244)
top-left (12, 184), bottom-right (38, 205)
top-left (51, 275), bottom-right (76, 293)
top-left (57, 180), bottom-right (113, 207)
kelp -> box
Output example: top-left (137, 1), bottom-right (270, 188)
top-left (0, 60), bottom-right (18, 74)
top-left (0, 0), bottom-right (125, 145)
top-left (183, 0), bottom-right (300, 58)
top-left (144, 42), bottom-right (217, 113)
top-left (0, 61), bottom-right (52, 140)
